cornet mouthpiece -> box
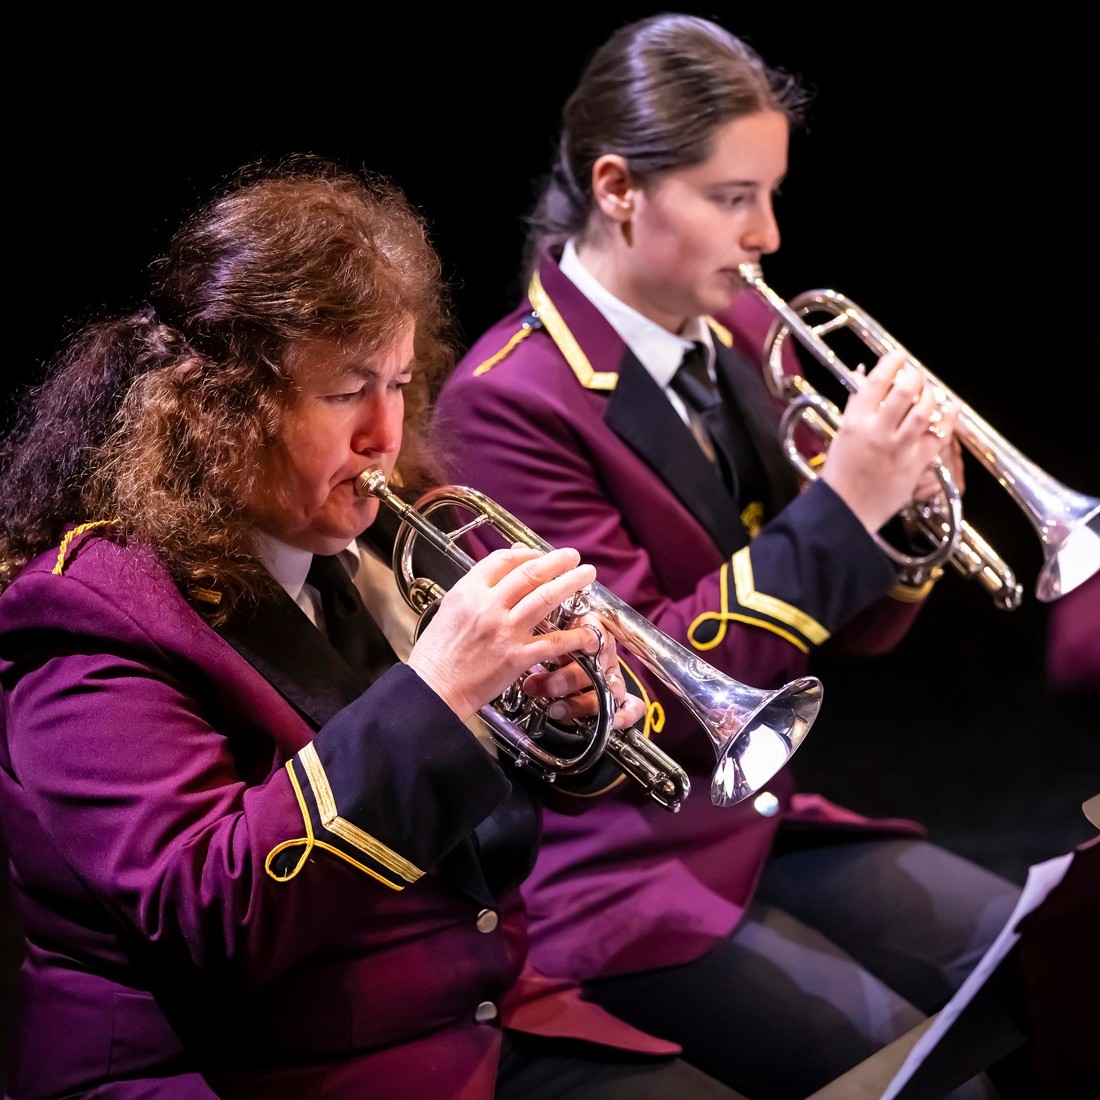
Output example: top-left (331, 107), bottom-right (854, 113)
top-left (355, 469), bottom-right (387, 498)
top-left (737, 262), bottom-right (763, 286)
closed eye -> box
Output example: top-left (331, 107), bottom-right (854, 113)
top-left (325, 388), bottom-right (365, 404)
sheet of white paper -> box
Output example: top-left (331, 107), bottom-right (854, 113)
top-left (880, 850), bottom-right (1075, 1099)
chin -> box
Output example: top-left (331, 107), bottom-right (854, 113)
top-left (351, 498), bottom-right (383, 537)
top-left (313, 507), bottom-right (379, 552)
top-left (711, 271), bottom-right (745, 305)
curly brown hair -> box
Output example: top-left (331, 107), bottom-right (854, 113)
top-left (0, 156), bottom-right (457, 617)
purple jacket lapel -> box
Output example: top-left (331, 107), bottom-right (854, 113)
top-left (537, 256), bottom-right (749, 554)
top-left (606, 353), bottom-right (747, 553)
top-left (714, 340), bottom-right (803, 515)
top-left (217, 584), bottom-right (367, 730)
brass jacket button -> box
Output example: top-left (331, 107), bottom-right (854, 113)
top-left (475, 908), bottom-right (499, 933)
top-left (474, 1001), bottom-right (498, 1023)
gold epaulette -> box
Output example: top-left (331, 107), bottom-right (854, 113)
top-left (472, 312), bottom-right (543, 376)
top-left (52, 520), bottom-right (120, 575)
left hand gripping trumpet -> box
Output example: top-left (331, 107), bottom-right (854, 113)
top-left (739, 263), bottom-right (1100, 609)
top-left (357, 470), bottom-right (823, 812)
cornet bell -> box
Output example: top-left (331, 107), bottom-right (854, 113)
top-left (701, 675), bottom-right (822, 807)
top-left (1033, 491), bottom-right (1100, 603)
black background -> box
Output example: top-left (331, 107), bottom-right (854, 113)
top-left (4, 3), bottom-right (1098, 1061)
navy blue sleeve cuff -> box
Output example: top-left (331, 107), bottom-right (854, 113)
top-left (726, 480), bottom-right (897, 649)
top-left (268, 665), bottom-right (510, 888)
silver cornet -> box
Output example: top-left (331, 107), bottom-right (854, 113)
top-left (356, 470), bottom-right (823, 812)
top-left (739, 263), bottom-right (1100, 610)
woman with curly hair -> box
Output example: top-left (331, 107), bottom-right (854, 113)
top-left (0, 157), bottom-right (743, 1099)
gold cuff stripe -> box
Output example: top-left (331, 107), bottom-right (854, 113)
top-left (528, 272), bottom-right (619, 391)
top-left (889, 567), bottom-right (943, 602)
top-left (264, 762), bottom-right (402, 889)
top-left (687, 561), bottom-right (810, 654)
top-left (298, 743), bottom-right (423, 883)
top-left (731, 548), bottom-right (829, 646)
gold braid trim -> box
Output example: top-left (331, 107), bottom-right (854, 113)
top-left (731, 547), bottom-right (828, 646)
top-left (687, 557), bottom-right (814, 654)
top-left (528, 272), bottom-right (619, 391)
top-left (705, 316), bottom-right (734, 348)
top-left (52, 520), bottom-right (120, 575)
top-left (621, 658), bottom-right (667, 744)
top-left (264, 747), bottom-right (423, 887)
top-left (551, 656), bottom-right (665, 800)
top-left (265, 760), bottom-right (399, 888)
top-left (472, 323), bottom-right (538, 376)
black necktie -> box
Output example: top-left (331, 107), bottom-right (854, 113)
top-left (670, 341), bottom-right (721, 465)
top-left (670, 342), bottom-right (770, 507)
top-left (307, 553), bottom-right (398, 684)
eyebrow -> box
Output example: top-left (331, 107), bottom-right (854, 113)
top-left (345, 362), bottom-right (415, 383)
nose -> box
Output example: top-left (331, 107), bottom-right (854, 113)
top-left (744, 198), bottom-right (781, 256)
top-left (353, 391), bottom-right (403, 461)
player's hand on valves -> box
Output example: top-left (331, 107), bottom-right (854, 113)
top-left (821, 350), bottom-right (961, 533)
top-left (521, 614), bottom-right (646, 730)
top-left (912, 412), bottom-right (965, 503)
top-left (406, 544), bottom-right (627, 722)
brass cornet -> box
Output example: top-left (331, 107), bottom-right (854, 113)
top-left (356, 470), bottom-right (823, 812)
top-left (739, 263), bottom-right (1100, 610)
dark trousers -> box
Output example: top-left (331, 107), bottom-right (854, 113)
top-left (582, 837), bottom-right (1021, 1100)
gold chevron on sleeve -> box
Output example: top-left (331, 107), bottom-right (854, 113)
top-left (265, 761), bottom-right (403, 889)
top-left (685, 560), bottom-right (809, 653)
top-left (731, 547), bottom-right (829, 646)
top-left (297, 743), bottom-right (424, 883)
top-left (261, 739), bottom-right (429, 884)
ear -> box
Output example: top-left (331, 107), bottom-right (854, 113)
top-left (592, 155), bottom-right (637, 222)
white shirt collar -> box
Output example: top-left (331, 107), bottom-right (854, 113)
top-left (251, 530), bottom-right (363, 616)
top-left (251, 530), bottom-right (419, 662)
top-left (250, 529), bottom-right (504, 753)
top-left (560, 239), bottom-right (714, 389)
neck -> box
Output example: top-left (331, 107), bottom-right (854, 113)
top-left (572, 240), bottom-right (688, 334)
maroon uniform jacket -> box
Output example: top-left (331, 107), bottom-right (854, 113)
top-left (434, 250), bottom-right (930, 983)
top-left (1046, 570), bottom-right (1100, 698)
top-left (0, 529), bottom-right (674, 1098)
